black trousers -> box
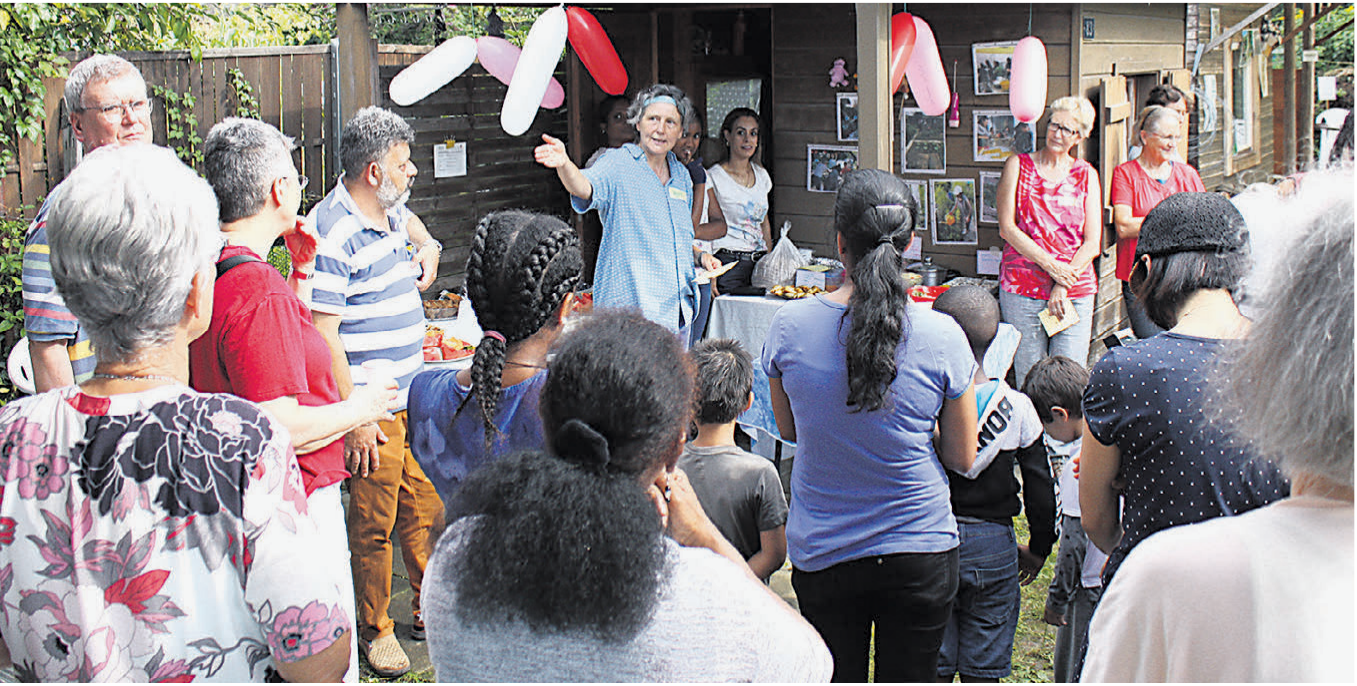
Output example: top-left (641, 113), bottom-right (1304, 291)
top-left (792, 548), bottom-right (960, 683)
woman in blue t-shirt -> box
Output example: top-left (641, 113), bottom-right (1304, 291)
top-left (761, 169), bottom-right (978, 682)
top-left (409, 210), bottom-right (582, 506)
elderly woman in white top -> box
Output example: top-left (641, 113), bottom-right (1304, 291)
top-left (0, 146), bottom-right (352, 682)
top-left (1082, 170), bottom-right (1354, 682)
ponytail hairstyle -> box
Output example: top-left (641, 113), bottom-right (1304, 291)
top-left (461, 210), bottom-right (582, 451)
top-left (834, 169), bottom-right (919, 412)
top-left (444, 311), bottom-right (693, 642)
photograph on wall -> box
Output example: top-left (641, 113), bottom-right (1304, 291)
top-left (837, 92), bottom-right (859, 141)
top-left (807, 145), bottom-right (858, 193)
top-left (904, 179), bottom-right (928, 221)
top-left (900, 107), bottom-right (946, 174)
top-left (972, 41), bottom-right (1017, 96)
top-left (974, 110), bottom-right (1033, 162)
top-left (930, 179), bottom-right (978, 245)
top-left (978, 171), bottom-right (1002, 224)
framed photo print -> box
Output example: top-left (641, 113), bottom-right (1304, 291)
top-left (904, 179), bottom-right (928, 220)
top-left (974, 110), bottom-right (1034, 162)
top-left (929, 179), bottom-right (978, 245)
top-left (972, 41), bottom-right (1017, 96)
top-left (900, 106), bottom-right (946, 174)
top-left (979, 171), bottom-right (1002, 224)
top-left (837, 92), bottom-right (859, 141)
top-left (807, 144), bottom-right (858, 193)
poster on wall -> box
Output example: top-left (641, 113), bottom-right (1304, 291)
top-left (930, 179), bottom-right (978, 245)
top-left (974, 110), bottom-right (1032, 162)
top-left (837, 92), bottom-right (859, 141)
top-left (972, 41), bottom-right (1018, 96)
top-left (904, 179), bottom-right (928, 220)
top-left (706, 79), bottom-right (762, 138)
top-left (901, 107), bottom-right (947, 174)
top-left (979, 171), bottom-right (1002, 224)
top-left (807, 145), bottom-right (858, 193)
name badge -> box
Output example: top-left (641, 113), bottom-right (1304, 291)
top-left (669, 187), bottom-right (688, 202)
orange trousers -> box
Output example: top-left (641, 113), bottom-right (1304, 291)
top-left (347, 410), bottom-right (445, 642)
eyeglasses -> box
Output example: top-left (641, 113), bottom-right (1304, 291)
top-left (1048, 122), bottom-right (1081, 137)
top-left (1146, 131), bottom-right (1180, 143)
top-left (78, 99), bottom-right (150, 122)
top-left (296, 175), bottom-right (309, 190)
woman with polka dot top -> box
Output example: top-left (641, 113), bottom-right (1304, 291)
top-left (1078, 192), bottom-right (1289, 586)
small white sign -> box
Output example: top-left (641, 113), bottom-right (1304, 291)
top-left (433, 142), bottom-right (467, 178)
top-left (1302, 49), bottom-right (1320, 63)
top-left (903, 236), bottom-right (922, 261)
top-left (976, 247), bottom-right (1002, 276)
top-left (1318, 76), bottom-right (1338, 101)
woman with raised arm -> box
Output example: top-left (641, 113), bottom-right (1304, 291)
top-left (763, 168), bottom-right (978, 683)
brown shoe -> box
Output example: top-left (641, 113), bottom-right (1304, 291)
top-left (359, 633), bottom-right (411, 678)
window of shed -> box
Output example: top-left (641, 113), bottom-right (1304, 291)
top-left (1229, 30), bottom-right (1257, 154)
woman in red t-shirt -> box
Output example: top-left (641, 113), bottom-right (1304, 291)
top-left (1110, 105), bottom-right (1205, 339)
top-left (997, 96), bottom-right (1102, 385)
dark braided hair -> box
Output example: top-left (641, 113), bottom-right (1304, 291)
top-left (834, 169), bottom-right (919, 411)
top-left (461, 210), bottom-right (582, 451)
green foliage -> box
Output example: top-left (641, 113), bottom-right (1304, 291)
top-left (369, 5), bottom-right (546, 46)
top-left (194, 4), bottom-right (334, 48)
top-left (226, 68), bottom-right (261, 119)
top-left (0, 3), bottom-right (208, 170)
top-left (148, 83), bottom-right (203, 168)
top-left (0, 214), bottom-right (29, 405)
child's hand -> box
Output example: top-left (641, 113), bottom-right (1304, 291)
top-left (1017, 544), bottom-right (1045, 585)
top-left (1042, 604), bottom-right (1067, 626)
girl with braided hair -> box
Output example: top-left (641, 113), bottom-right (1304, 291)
top-left (762, 168), bottom-right (978, 682)
top-left (409, 210), bottom-right (581, 505)
top-left (421, 311), bottom-right (832, 681)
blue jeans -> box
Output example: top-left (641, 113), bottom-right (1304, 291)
top-left (999, 290), bottom-right (1095, 387)
top-left (937, 519), bottom-right (1021, 680)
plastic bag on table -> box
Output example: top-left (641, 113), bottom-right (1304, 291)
top-left (751, 221), bottom-right (809, 289)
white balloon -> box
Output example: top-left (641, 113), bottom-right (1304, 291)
top-left (501, 5), bottom-right (568, 136)
top-left (389, 36), bottom-right (478, 107)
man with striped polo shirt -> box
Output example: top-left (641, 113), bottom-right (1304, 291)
top-left (23, 54), bottom-right (154, 391)
top-left (310, 106), bottom-right (443, 678)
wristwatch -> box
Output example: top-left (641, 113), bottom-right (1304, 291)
top-left (416, 239), bottom-right (444, 255)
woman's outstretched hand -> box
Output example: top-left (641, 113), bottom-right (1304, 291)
top-left (534, 134), bottom-right (571, 169)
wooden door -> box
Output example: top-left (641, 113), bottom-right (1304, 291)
top-left (1098, 75), bottom-right (1131, 248)
top-left (1164, 68), bottom-right (1192, 161)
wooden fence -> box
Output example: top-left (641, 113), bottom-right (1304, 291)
top-left (1, 45), bottom-right (337, 218)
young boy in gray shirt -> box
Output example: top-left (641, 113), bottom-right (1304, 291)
top-left (680, 339), bottom-right (788, 581)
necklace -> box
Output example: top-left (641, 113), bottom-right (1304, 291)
top-left (92, 372), bottom-right (182, 383)
top-left (503, 360), bottom-right (547, 370)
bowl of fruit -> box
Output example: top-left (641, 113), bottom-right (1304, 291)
top-left (422, 324), bottom-right (475, 363)
top-left (423, 292), bottom-right (462, 320)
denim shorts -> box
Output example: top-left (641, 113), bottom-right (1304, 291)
top-left (936, 519), bottom-right (1020, 679)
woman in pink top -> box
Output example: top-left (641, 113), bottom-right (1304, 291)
top-left (1110, 105), bottom-right (1205, 339)
top-left (997, 97), bottom-right (1102, 384)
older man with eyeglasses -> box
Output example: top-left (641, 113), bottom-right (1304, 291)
top-left (22, 54), bottom-right (155, 392)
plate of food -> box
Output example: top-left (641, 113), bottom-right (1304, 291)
top-left (422, 324), bottom-right (476, 363)
top-left (769, 284), bottom-right (826, 300)
top-left (423, 292), bottom-right (462, 320)
top-left (907, 284), bottom-right (951, 303)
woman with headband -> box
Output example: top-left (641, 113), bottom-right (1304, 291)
top-left (535, 85), bottom-right (720, 340)
top-left (762, 169), bottom-right (978, 682)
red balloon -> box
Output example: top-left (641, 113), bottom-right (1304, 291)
top-left (566, 6), bottom-right (628, 96)
top-left (904, 16), bottom-right (950, 116)
top-left (1009, 36), bottom-right (1048, 123)
top-left (888, 13), bottom-right (917, 95)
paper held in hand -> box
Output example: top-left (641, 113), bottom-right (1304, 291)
top-left (1038, 305), bottom-right (1079, 337)
top-left (696, 260), bottom-right (738, 283)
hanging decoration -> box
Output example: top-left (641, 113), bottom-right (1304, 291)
top-left (476, 36), bottom-right (566, 108)
top-left (501, 5), bottom-right (569, 135)
top-left (947, 61), bottom-right (961, 128)
top-left (565, 6), bottom-right (628, 95)
top-left (904, 16), bottom-right (950, 116)
top-left (1009, 36), bottom-right (1048, 123)
top-left (888, 13), bottom-right (917, 95)
top-left (389, 36), bottom-right (479, 106)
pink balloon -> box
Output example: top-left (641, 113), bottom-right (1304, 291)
top-left (904, 17), bottom-right (949, 117)
top-left (476, 36), bottom-right (565, 109)
top-left (1009, 36), bottom-right (1048, 123)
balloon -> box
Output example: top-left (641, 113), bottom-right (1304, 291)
top-left (389, 36), bottom-right (478, 106)
top-left (1010, 36), bottom-right (1048, 123)
top-left (904, 16), bottom-right (949, 116)
top-left (566, 6), bottom-right (628, 95)
top-left (888, 13), bottom-right (917, 95)
top-left (476, 35), bottom-right (566, 110)
top-left (502, 6), bottom-right (569, 135)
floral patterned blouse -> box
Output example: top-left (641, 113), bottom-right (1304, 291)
top-left (0, 385), bottom-right (351, 682)
top-left (999, 153), bottom-right (1098, 300)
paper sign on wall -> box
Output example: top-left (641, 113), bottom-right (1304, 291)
top-left (977, 248), bottom-right (1001, 276)
top-left (433, 142), bottom-right (467, 178)
top-left (1318, 76), bottom-right (1338, 101)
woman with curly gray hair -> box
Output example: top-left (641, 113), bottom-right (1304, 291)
top-left (534, 84), bottom-right (720, 339)
top-left (1083, 170), bottom-right (1353, 682)
top-left (0, 146), bottom-right (352, 682)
